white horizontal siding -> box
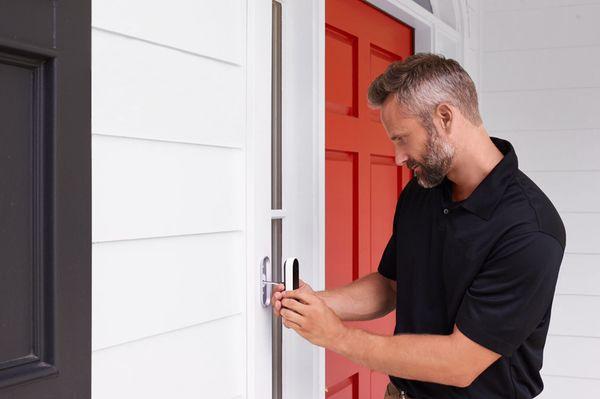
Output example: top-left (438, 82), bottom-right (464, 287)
top-left (92, 314), bottom-right (244, 399)
top-left (92, 231), bottom-right (243, 350)
top-left (483, 0), bottom-right (600, 12)
top-left (556, 254), bottom-right (600, 295)
top-left (541, 335), bottom-right (600, 379)
top-left (549, 295), bottom-right (600, 337)
top-left (496, 130), bottom-right (600, 172)
top-left (481, 0), bottom-right (600, 395)
top-left (92, 0), bottom-right (244, 65)
top-left (482, 3), bottom-right (600, 51)
top-left (537, 375), bottom-right (600, 399)
top-left (92, 28), bottom-right (245, 148)
top-left (92, 134), bottom-right (244, 242)
top-left (526, 171), bottom-right (600, 212)
top-left (91, 0), bottom-right (248, 397)
top-left (482, 46), bottom-right (600, 91)
top-left (481, 88), bottom-right (600, 131)
top-left (562, 214), bottom-right (600, 254)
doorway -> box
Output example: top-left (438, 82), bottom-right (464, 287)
top-left (325, 0), bottom-right (413, 397)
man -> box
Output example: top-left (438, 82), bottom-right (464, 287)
top-left (271, 53), bottom-right (566, 399)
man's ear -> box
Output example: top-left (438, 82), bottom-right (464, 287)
top-left (436, 103), bottom-right (453, 131)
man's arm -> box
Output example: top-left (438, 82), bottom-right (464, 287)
top-left (315, 272), bottom-right (396, 321)
top-left (330, 323), bottom-right (501, 388)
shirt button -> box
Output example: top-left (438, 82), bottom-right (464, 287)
top-left (443, 208), bottom-right (449, 214)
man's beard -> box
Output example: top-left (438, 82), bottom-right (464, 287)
top-left (407, 128), bottom-right (454, 188)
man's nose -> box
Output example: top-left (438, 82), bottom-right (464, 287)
top-left (395, 151), bottom-right (408, 167)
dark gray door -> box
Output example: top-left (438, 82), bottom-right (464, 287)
top-left (0, 0), bottom-right (91, 397)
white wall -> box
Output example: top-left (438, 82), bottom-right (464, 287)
top-left (88, 0), bottom-right (599, 397)
top-left (461, 0), bottom-right (481, 90)
top-left (91, 1), bottom-right (246, 398)
top-left (479, 1), bottom-right (600, 397)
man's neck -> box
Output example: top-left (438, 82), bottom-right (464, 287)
top-left (446, 129), bottom-right (504, 202)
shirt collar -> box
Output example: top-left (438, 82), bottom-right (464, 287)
top-left (441, 136), bottom-right (518, 220)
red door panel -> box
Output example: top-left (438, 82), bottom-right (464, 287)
top-left (325, 1), bottom-right (414, 398)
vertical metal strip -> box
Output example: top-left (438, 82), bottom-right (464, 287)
top-left (272, 0), bottom-right (283, 211)
top-left (271, 2), bottom-right (283, 399)
top-left (271, 219), bottom-right (283, 399)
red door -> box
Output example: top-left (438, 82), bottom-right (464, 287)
top-left (325, 1), bottom-right (414, 398)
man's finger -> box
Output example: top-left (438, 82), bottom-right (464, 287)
top-left (284, 289), bottom-right (315, 305)
top-left (282, 315), bottom-right (302, 331)
top-left (282, 298), bottom-right (308, 315)
top-left (272, 300), bottom-right (281, 315)
top-left (281, 308), bottom-right (304, 326)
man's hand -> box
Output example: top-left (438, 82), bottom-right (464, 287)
top-left (280, 288), bottom-right (348, 349)
top-left (271, 278), bottom-right (313, 317)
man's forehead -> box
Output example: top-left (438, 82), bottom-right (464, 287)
top-left (380, 98), bottom-right (414, 128)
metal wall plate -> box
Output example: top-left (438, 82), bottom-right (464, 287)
top-left (261, 256), bottom-right (272, 307)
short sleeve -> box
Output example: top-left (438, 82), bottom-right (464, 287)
top-left (377, 232), bottom-right (397, 281)
top-left (455, 231), bottom-right (565, 357)
top-left (377, 184), bottom-right (407, 281)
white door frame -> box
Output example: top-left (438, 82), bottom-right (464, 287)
top-left (278, 1), bottom-right (327, 398)
top-left (246, 1), bottom-right (466, 399)
top-left (367, 0), bottom-right (465, 61)
top-left (245, 1), bottom-right (326, 399)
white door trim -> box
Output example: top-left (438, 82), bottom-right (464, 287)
top-left (278, 0), bottom-right (326, 398)
top-left (246, 0), bottom-right (327, 398)
top-left (366, 0), bottom-right (465, 61)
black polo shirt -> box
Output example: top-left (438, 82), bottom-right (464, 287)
top-left (377, 136), bottom-right (566, 399)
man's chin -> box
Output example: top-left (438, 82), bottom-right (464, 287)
top-left (414, 173), bottom-right (444, 189)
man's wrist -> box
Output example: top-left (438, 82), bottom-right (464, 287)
top-left (314, 290), bottom-right (326, 299)
top-left (328, 324), bottom-right (353, 354)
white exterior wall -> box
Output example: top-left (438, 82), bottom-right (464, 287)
top-left (87, 0), bottom-right (598, 397)
top-left (479, 1), bottom-right (600, 397)
top-left (461, 0), bottom-right (481, 91)
top-left (91, 1), bottom-right (246, 398)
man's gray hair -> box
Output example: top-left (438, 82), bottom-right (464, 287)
top-left (367, 53), bottom-right (483, 130)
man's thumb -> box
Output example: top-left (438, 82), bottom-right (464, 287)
top-left (297, 278), bottom-right (312, 291)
